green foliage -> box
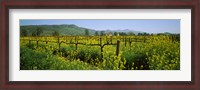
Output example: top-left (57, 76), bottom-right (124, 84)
top-left (118, 32), bottom-right (127, 36)
top-left (32, 31), bottom-right (37, 36)
top-left (114, 32), bottom-right (118, 36)
top-left (20, 35), bottom-right (180, 70)
top-left (128, 32), bottom-right (135, 36)
top-left (36, 27), bottom-right (43, 36)
top-left (52, 31), bottom-right (60, 36)
top-left (85, 29), bottom-right (89, 36)
top-left (99, 47), bottom-right (126, 70)
top-left (146, 41), bottom-right (180, 70)
top-left (121, 36), bottom-right (180, 70)
top-left (95, 31), bottom-right (99, 36)
top-left (21, 29), bottom-right (28, 36)
top-left (20, 24), bottom-right (96, 36)
top-left (100, 31), bottom-right (105, 36)
top-left (20, 46), bottom-right (98, 70)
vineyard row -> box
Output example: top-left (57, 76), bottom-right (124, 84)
top-left (20, 36), bottom-right (179, 57)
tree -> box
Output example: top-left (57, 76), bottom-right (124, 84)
top-left (21, 29), bottom-right (28, 36)
top-left (138, 33), bottom-right (142, 36)
top-left (119, 32), bottom-right (127, 36)
top-left (85, 29), bottom-right (89, 36)
top-left (32, 31), bottom-right (37, 36)
top-left (100, 31), bottom-right (105, 36)
top-left (143, 32), bottom-right (150, 36)
top-left (36, 27), bottom-right (43, 36)
top-left (52, 31), bottom-right (59, 36)
top-left (114, 32), bottom-right (118, 36)
top-left (128, 32), bottom-right (135, 36)
top-left (138, 32), bottom-right (150, 36)
top-left (95, 31), bottom-right (99, 36)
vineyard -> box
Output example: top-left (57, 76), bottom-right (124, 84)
top-left (20, 35), bottom-right (180, 70)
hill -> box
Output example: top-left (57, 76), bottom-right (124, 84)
top-left (20, 24), bottom-right (144, 36)
top-left (20, 24), bottom-right (96, 36)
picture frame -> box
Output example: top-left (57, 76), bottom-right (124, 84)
top-left (0, 0), bottom-right (199, 90)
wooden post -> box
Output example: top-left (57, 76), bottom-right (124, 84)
top-left (100, 37), bottom-right (103, 52)
top-left (129, 41), bottom-right (132, 47)
top-left (59, 43), bottom-right (61, 52)
top-left (100, 37), bottom-right (103, 58)
top-left (100, 46), bottom-right (103, 59)
top-left (116, 40), bottom-right (120, 56)
top-left (101, 46), bottom-right (103, 53)
top-left (76, 44), bottom-right (78, 50)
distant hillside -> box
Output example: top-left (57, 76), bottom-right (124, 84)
top-left (103, 29), bottom-right (142, 35)
top-left (20, 24), bottom-right (144, 36)
top-left (20, 24), bottom-right (96, 36)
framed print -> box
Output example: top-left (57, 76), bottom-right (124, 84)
top-left (0, 0), bottom-right (199, 90)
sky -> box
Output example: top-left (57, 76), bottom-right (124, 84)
top-left (20, 19), bottom-right (180, 33)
